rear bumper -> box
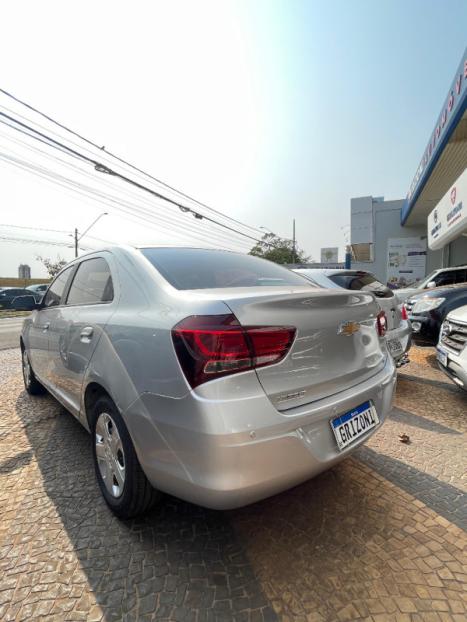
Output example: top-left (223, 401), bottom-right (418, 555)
top-left (386, 320), bottom-right (412, 361)
top-left (124, 355), bottom-right (397, 509)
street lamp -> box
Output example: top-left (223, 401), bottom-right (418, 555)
top-left (73, 212), bottom-right (108, 257)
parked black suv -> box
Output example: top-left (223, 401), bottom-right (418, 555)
top-left (405, 284), bottom-right (467, 344)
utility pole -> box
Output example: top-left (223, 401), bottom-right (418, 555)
top-left (292, 218), bottom-right (296, 264)
top-left (73, 212), bottom-right (108, 258)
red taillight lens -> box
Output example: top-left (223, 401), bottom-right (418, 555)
top-left (401, 304), bottom-right (408, 321)
top-left (376, 310), bottom-right (388, 337)
top-left (172, 314), bottom-right (296, 388)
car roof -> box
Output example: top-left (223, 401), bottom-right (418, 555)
top-left (433, 265), bottom-right (467, 273)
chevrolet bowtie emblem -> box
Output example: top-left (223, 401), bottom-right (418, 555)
top-left (338, 321), bottom-right (361, 336)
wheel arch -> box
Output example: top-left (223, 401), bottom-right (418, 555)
top-left (83, 382), bottom-right (113, 431)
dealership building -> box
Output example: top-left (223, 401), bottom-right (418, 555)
top-left (351, 46), bottom-right (467, 287)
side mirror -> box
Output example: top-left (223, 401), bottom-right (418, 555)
top-left (11, 295), bottom-right (40, 311)
top-left (426, 281), bottom-right (436, 289)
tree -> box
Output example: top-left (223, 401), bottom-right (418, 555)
top-left (249, 232), bottom-right (310, 265)
top-left (36, 255), bottom-right (67, 278)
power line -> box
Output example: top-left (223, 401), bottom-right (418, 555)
top-left (0, 152), bottom-right (250, 253)
top-left (0, 88), bottom-right (264, 236)
top-left (0, 103), bottom-right (251, 240)
top-left (0, 127), bottom-right (251, 250)
top-left (0, 110), bottom-right (266, 247)
top-left (0, 234), bottom-right (91, 250)
top-left (0, 222), bottom-right (71, 234)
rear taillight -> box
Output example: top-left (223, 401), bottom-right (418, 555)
top-left (172, 314), bottom-right (296, 388)
top-left (376, 311), bottom-right (387, 337)
top-left (401, 305), bottom-right (408, 321)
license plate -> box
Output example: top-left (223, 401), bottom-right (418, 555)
top-left (436, 347), bottom-right (448, 367)
top-left (331, 401), bottom-right (379, 451)
top-left (387, 337), bottom-right (403, 355)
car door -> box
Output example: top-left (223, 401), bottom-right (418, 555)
top-left (27, 266), bottom-right (75, 382)
top-left (47, 254), bottom-right (117, 418)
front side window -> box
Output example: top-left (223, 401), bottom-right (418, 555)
top-left (66, 257), bottom-right (114, 305)
top-left (434, 272), bottom-right (455, 287)
top-left (42, 266), bottom-right (74, 307)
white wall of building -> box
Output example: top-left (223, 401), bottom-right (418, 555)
top-left (350, 196), bottom-right (444, 284)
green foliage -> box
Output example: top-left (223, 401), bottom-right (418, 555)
top-left (249, 232), bottom-right (309, 265)
top-left (35, 255), bottom-right (68, 278)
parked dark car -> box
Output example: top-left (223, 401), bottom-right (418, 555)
top-left (405, 284), bottom-right (467, 344)
top-left (26, 283), bottom-right (49, 298)
top-left (0, 287), bottom-right (41, 309)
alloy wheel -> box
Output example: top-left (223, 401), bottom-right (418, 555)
top-left (95, 412), bottom-right (126, 498)
top-left (22, 350), bottom-right (31, 388)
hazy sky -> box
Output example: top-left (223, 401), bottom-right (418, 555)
top-left (1, 0), bottom-right (466, 278)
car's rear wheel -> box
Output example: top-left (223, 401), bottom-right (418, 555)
top-left (90, 395), bottom-right (160, 519)
top-left (22, 349), bottom-right (46, 395)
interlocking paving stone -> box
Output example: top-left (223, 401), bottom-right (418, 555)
top-left (0, 345), bottom-right (466, 621)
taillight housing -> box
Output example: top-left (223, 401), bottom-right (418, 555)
top-left (376, 310), bottom-right (388, 337)
top-left (172, 314), bottom-right (296, 388)
top-left (401, 304), bottom-right (408, 321)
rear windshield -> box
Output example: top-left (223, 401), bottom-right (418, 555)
top-left (328, 272), bottom-right (393, 298)
top-left (140, 248), bottom-right (311, 290)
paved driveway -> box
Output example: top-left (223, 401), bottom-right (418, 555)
top-left (0, 347), bottom-right (465, 622)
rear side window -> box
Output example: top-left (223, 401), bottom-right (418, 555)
top-left (66, 257), bottom-right (114, 305)
top-left (140, 248), bottom-right (310, 290)
top-left (42, 266), bottom-right (74, 307)
top-left (328, 272), bottom-right (393, 298)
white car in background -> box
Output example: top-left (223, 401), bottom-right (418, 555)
top-left (294, 268), bottom-right (411, 366)
top-left (436, 305), bottom-right (467, 391)
top-left (395, 265), bottom-right (467, 303)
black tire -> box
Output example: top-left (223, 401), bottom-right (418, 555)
top-left (90, 395), bottom-right (161, 519)
top-left (21, 348), bottom-right (46, 395)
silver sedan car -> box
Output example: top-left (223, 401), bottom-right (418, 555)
top-left (20, 247), bottom-right (396, 518)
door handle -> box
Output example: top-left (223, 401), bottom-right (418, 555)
top-left (80, 326), bottom-right (94, 342)
top-left (42, 322), bottom-right (50, 332)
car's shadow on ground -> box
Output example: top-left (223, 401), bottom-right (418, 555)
top-left (14, 389), bottom-right (277, 622)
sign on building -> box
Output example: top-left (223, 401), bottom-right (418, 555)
top-left (387, 237), bottom-right (427, 288)
top-left (428, 168), bottom-right (467, 250)
top-left (320, 247), bottom-right (339, 264)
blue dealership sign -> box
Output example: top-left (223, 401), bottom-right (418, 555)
top-left (402, 47), bottom-right (467, 225)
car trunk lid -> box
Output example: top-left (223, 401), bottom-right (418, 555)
top-left (221, 288), bottom-right (386, 410)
